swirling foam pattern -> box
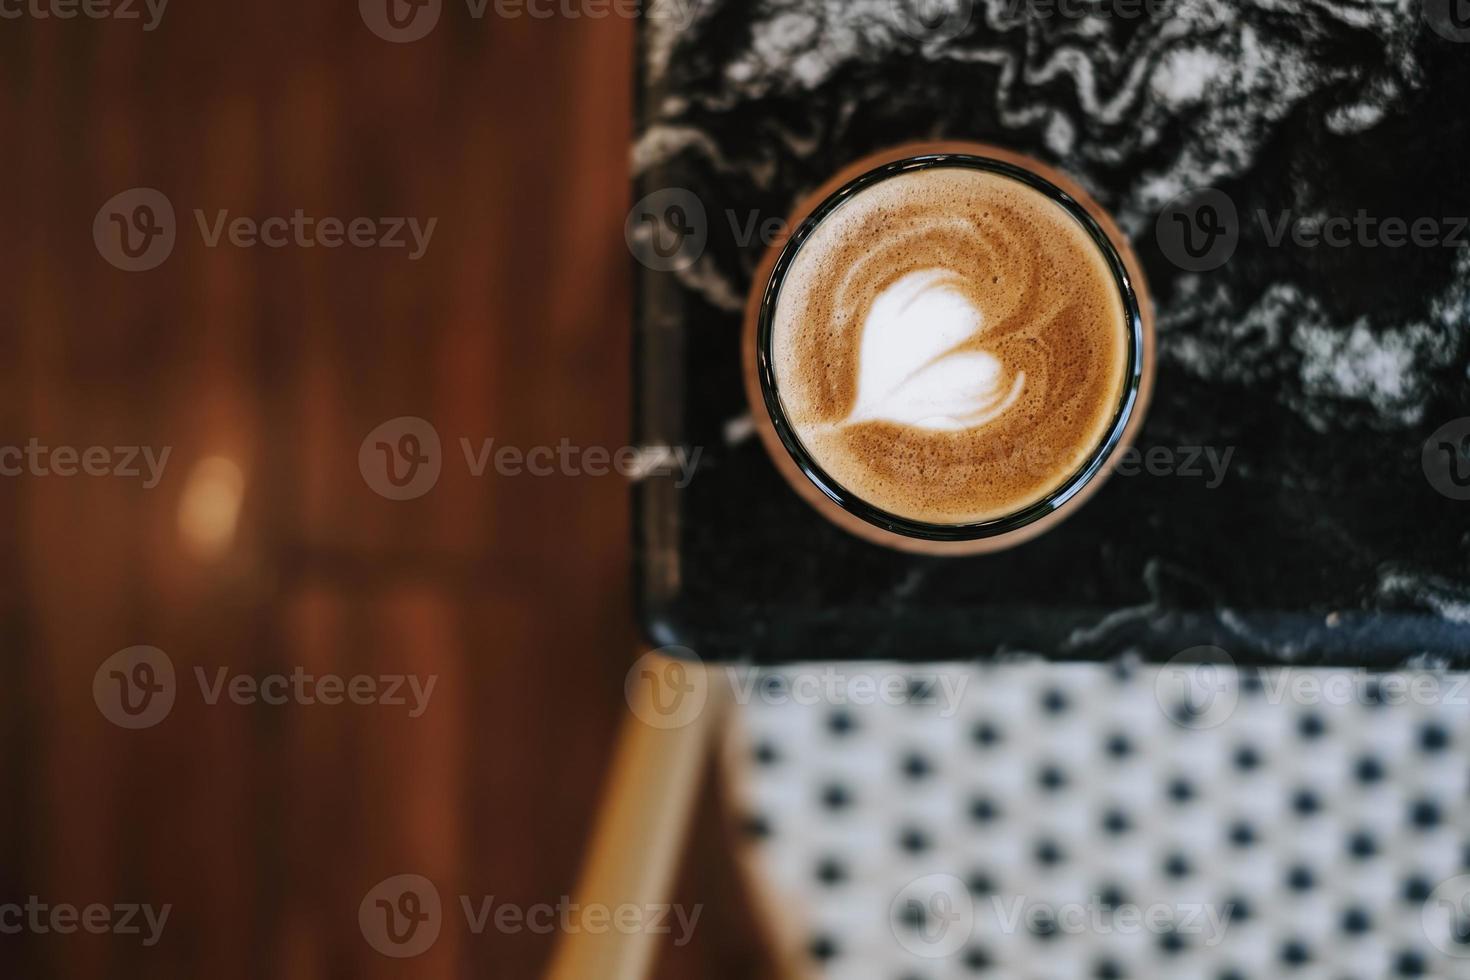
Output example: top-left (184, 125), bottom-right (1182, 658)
top-left (771, 167), bottom-right (1127, 525)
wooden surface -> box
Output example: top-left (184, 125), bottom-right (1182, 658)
top-left (2, 8), bottom-right (770, 978)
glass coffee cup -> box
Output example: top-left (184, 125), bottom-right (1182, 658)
top-left (742, 142), bottom-right (1155, 555)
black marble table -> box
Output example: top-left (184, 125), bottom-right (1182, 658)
top-left (630, 0), bottom-right (1470, 667)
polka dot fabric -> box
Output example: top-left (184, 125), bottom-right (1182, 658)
top-left (725, 661), bottom-right (1470, 980)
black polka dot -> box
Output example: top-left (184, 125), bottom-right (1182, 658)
top-left (1097, 883), bottom-right (1128, 908)
top-left (808, 934), bottom-right (839, 962)
top-left (1292, 788), bottom-right (1322, 816)
top-left (963, 947), bottom-right (993, 972)
top-left (1361, 679), bottom-right (1386, 707)
top-left (1028, 909), bottom-right (1059, 941)
top-left (899, 826), bottom-right (930, 854)
top-left (1168, 778), bottom-right (1196, 804)
top-left (1347, 831), bottom-right (1378, 860)
top-left (1164, 853), bottom-right (1192, 878)
top-left (1240, 672), bottom-right (1265, 695)
top-left (1394, 950), bottom-right (1427, 976)
top-left (1297, 712), bottom-right (1327, 739)
top-left (1102, 809), bottom-right (1131, 835)
top-left (1038, 764), bottom-right (1068, 792)
top-left (1233, 744), bottom-right (1263, 771)
top-left (902, 752), bottom-right (933, 781)
top-left (1224, 895), bottom-right (1251, 922)
top-left (1169, 700), bottom-right (1208, 726)
top-left (1034, 839), bottom-right (1065, 867)
top-left (742, 813), bottom-right (771, 839)
top-left (1287, 865), bottom-right (1316, 891)
top-left (1159, 930), bottom-right (1186, 955)
top-left (1217, 970), bottom-right (1246, 980)
top-left (1409, 798), bottom-right (1442, 830)
top-left (966, 871), bottom-right (997, 896)
top-left (827, 710), bottom-right (856, 737)
top-left (1341, 907), bottom-right (1372, 935)
top-left (1355, 755), bottom-right (1386, 784)
top-left (907, 676), bottom-right (937, 703)
top-left (1419, 722), bottom-right (1450, 753)
top-left (814, 857), bottom-right (847, 887)
top-left (1105, 733), bottom-right (1133, 759)
top-left (821, 783), bottom-right (852, 811)
top-left (1403, 876), bottom-right (1433, 903)
top-left (895, 899), bottom-right (926, 931)
top-left (1228, 821), bottom-right (1257, 848)
top-left (969, 796), bottom-right (1001, 824)
top-left (1041, 688), bottom-right (1070, 714)
top-left (1094, 958), bottom-right (1125, 980)
top-left (757, 674), bottom-right (788, 699)
top-left (1280, 939), bottom-right (1312, 967)
top-left (971, 721), bottom-right (1003, 748)
top-left (753, 741), bottom-right (780, 766)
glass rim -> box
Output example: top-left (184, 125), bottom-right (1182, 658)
top-left (754, 152), bottom-right (1146, 542)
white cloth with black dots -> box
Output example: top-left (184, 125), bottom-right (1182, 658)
top-left (730, 660), bottom-right (1470, 980)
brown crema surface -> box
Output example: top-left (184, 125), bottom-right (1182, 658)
top-left (771, 166), bottom-right (1129, 525)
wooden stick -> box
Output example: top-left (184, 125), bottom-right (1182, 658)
top-left (545, 651), bottom-right (728, 980)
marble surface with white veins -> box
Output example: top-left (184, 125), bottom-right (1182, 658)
top-left (631, 0), bottom-right (1470, 667)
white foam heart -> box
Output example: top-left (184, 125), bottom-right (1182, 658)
top-left (846, 269), bottom-right (1024, 430)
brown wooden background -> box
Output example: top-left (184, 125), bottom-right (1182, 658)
top-left (2, 5), bottom-right (768, 977)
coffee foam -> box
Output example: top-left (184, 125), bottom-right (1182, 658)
top-left (770, 165), bottom-right (1128, 525)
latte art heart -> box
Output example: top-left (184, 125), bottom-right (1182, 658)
top-left (770, 166), bottom-right (1128, 525)
top-left (845, 269), bottom-right (1025, 432)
